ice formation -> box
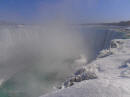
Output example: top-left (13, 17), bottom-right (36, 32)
top-left (41, 39), bottom-right (130, 97)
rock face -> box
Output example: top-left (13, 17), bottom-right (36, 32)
top-left (58, 68), bottom-right (97, 89)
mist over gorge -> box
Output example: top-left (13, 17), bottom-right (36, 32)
top-left (0, 23), bottom-right (119, 97)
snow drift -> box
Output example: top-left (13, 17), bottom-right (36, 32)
top-left (41, 39), bottom-right (130, 97)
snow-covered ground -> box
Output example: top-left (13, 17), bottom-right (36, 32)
top-left (41, 39), bottom-right (130, 97)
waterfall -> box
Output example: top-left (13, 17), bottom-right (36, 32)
top-left (0, 25), bottom-right (120, 97)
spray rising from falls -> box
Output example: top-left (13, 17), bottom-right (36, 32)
top-left (0, 24), bottom-right (118, 97)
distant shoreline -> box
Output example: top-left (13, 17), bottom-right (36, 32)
top-left (80, 21), bottom-right (130, 26)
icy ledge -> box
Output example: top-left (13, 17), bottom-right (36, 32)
top-left (40, 39), bottom-right (130, 97)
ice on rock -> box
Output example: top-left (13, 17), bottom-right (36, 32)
top-left (110, 40), bottom-right (123, 48)
top-left (97, 49), bottom-right (113, 58)
top-left (40, 39), bottom-right (130, 97)
top-left (58, 68), bottom-right (97, 89)
top-left (98, 39), bottom-right (124, 58)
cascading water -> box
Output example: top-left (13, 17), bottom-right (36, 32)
top-left (0, 24), bottom-right (121, 97)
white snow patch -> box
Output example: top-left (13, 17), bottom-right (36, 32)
top-left (40, 39), bottom-right (130, 97)
top-left (74, 54), bottom-right (87, 65)
top-left (0, 79), bottom-right (4, 86)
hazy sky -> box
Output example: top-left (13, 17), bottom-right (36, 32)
top-left (0, 0), bottom-right (130, 24)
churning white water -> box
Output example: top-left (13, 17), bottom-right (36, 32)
top-left (0, 24), bottom-right (120, 97)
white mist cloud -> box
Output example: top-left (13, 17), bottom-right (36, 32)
top-left (0, 22), bottom-right (90, 97)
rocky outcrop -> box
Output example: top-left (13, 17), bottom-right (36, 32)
top-left (57, 68), bottom-right (97, 89)
top-left (98, 39), bottom-right (124, 58)
top-left (110, 40), bottom-right (123, 48)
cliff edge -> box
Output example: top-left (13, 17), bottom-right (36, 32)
top-left (40, 39), bottom-right (130, 97)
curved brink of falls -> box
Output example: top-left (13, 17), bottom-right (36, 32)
top-left (0, 25), bottom-right (121, 97)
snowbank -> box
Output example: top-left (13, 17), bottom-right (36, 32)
top-left (40, 39), bottom-right (130, 97)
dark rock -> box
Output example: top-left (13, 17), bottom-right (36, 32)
top-left (57, 85), bottom-right (62, 89)
top-left (111, 41), bottom-right (118, 48)
top-left (74, 68), bottom-right (86, 75)
top-left (110, 40), bottom-right (123, 48)
top-left (75, 75), bottom-right (82, 82)
top-left (64, 80), bottom-right (74, 88)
